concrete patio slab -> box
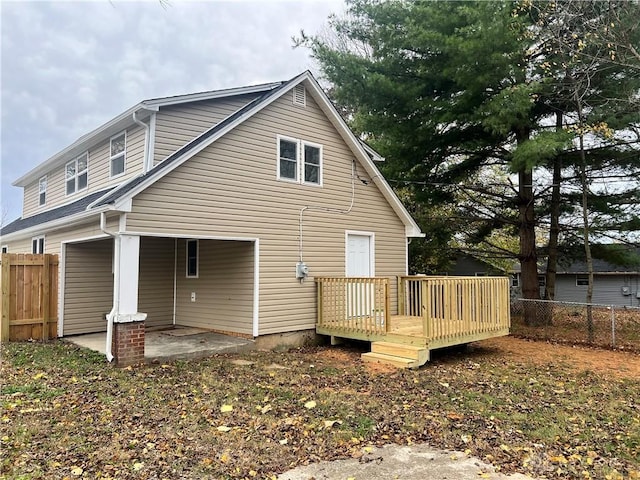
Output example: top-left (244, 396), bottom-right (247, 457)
top-left (65, 326), bottom-right (255, 363)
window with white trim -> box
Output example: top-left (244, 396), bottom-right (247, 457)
top-left (511, 274), bottom-right (519, 287)
top-left (1, 246), bottom-right (8, 254)
top-left (276, 135), bottom-right (322, 186)
top-left (110, 132), bottom-right (126, 177)
top-left (32, 236), bottom-right (45, 254)
top-left (538, 274), bottom-right (546, 287)
top-left (186, 239), bottom-right (198, 278)
top-left (576, 275), bottom-right (589, 286)
top-left (65, 153), bottom-right (88, 195)
top-left (39, 176), bottom-right (47, 206)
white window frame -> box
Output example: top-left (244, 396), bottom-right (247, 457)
top-left (38, 176), bottom-right (47, 206)
top-left (277, 135), bottom-right (299, 183)
top-left (186, 239), bottom-right (199, 278)
top-left (511, 274), bottom-right (519, 287)
top-left (576, 275), bottom-right (589, 286)
top-left (110, 132), bottom-right (127, 178)
top-left (538, 274), bottom-right (546, 287)
top-left (32, 236), bottom-right (45, 254)
top-left (276, 135), bottom-right (323, 186)
top-left (65, 153), bottom-right (88, 196)
top-left (1, 246), bottom-right (8, 254)
top-left (301, 141), bottom-right (323, 186)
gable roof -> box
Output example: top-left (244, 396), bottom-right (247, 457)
top-left (90, 70), bottom-right (422, 237)
top-left (1, 188), bottom-right (113, 236)
top-left (12, 81), bottom-right (284, 188)
top-left (6, 71), bottom-right (422, 239)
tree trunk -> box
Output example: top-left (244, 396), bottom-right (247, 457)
top-left (518, 160), bottom-right (540, 326)
top-left (544, 112), bottom-right (563, 305)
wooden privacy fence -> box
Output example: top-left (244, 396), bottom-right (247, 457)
top-left (1, 253), bottom-right (59, 341)
top-left (316, 277), bottom-right (390, 335)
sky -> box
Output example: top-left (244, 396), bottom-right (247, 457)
top-left (0, 0), bottom-right (345, 224)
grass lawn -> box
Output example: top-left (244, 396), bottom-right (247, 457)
top-left (1, 337), bottom-right (639, 480)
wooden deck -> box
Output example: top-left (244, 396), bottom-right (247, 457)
top-left (316, 276), bottom-right (511, 367)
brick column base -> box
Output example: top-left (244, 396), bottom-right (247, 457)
top-left (112, 321), bottom-right (145, 367)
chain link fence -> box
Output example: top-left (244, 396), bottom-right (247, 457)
top-left (511, 298), bottom-right (640, 351)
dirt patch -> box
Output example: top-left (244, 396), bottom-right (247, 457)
top-left (474, 336), bottom-right (640, 379)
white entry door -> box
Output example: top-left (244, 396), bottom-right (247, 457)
top-left (346, 234), bottom-right (372, 277)
top-left (346, 233), bottom-right (373, 317)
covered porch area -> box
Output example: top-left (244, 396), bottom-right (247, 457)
top-left (61, 233), bottom-right (257, 365)
top-left (316, 275), bottom-right (511, 368)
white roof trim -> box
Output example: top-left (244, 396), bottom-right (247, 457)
top-left (0, 205), bottom-right (113, 243)
top-left (12, 83), bottom-right (282, 188)
top-left (107, 71), bottom-right (422, 237)
top-left (360, 141), bottom-right (385, 162)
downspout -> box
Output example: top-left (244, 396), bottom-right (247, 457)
top-left (101, 212), bottom-right (119, 362)
top-left (132, 111), bottom-right (151, 173)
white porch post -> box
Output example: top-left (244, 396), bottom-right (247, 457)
top-left (111, 234), bottom-right (146, 366)
top-left (115, 234), bottom-right (146, 322)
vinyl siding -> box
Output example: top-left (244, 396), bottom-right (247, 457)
top-left (153, 95), bottom-right (259, 164)
top-left (63, 239), bottom-right (113, 335)
top-left (175, 239), bottom-right (254, 334)
top-left (125, 87), bottom-right (407, 335)
top-left (555, 274), bottom-right (640, 307)
top-left (139, 236), bottom-right (174, 328)
top-left (22, 125), bottom-right (146, 218)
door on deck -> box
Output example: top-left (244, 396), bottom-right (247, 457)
top-left (346, 233), bottom-right (374, 318)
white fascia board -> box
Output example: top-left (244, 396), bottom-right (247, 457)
top-left (142, 82), bottom-right (283, 108)
top-left (360, 141), bottom-right (385, 162)
top-left (0, 206), bottom-right (114, 243)
top-left (13, 105), bottom-right (158, 187)
top-left (110, 73), bottom-right (310, 210)
top-left (303, 75), bottom-right (423, 238)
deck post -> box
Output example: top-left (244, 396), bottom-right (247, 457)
top-left (316, 279), bottom-right (323, 328)
top-left (1, 254), bottom-right (10, 342)
top-left (421, 279), bottom-right (431, 340)
top-left (42, 255), bottom-right (50, 342)
top-left (397, 276), bottom-right (405, 316)
top-left (384, 280), bottom-right (390, 333)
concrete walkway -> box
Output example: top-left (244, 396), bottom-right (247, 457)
top-left (278, 444), bottom-right (538, 480)
top-left (65, 326), bottom-right (255, 362)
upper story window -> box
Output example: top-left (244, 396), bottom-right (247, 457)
top-left (38, 176), bottom-right (47, 206)
top-left (66, 153), bottom-right (88, 195)
top-left (277, 135), bottom-right (322, 186)
top-left (110, 132), bottom-right (126, 177)
top-left (1, 246), bottom-right (8, 254)
top-left (32, 236), bottom-right (45, 254)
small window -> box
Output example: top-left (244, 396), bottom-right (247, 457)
top-left (302, 142), bottom-right (322, 185)
top-left (31, 236), bottom-right (45, 254)
top-left (538, 274), bottom-right (546, 287)
top-left (277, 135), bottom-right (323, 186)
top-left (186, 239), bottom-right (198, 278)
top-left (278, 137), bottom-right (298, 182)
top-left (293, 84), bottom-right (306, 106)
top-left (576, 275), bottom-right (589, 286)
top-left (110, 132), bottom-right (126, 177)
top-left (38, 176), bottom-right (47, 206)
top-left (1, 246), bottom-right (8, 254)
top-left (511, 275), bottom-right (519, 287)
top-left (65, 153), bottom-right (88, 195)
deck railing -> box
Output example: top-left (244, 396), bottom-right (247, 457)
top-left (316, 277), bottom-right (389, 335)
top-left (399, 276), bottom-right (511, 342)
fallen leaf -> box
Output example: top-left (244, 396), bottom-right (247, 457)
top-left (217, 426), bottom-right (232, 432)
top-left (133, 462), bottom-right (144, 471)
top-left (304, 400), bottom-right (317, 409)
top-left (220, 404), bottom-right (233, 413)
top-left (70, 466), bottom-right (83, 476)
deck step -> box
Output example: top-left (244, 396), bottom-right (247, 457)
top-left (361, 352), bottom-right (419, 369)
top-left (371, 341), bottom-right (424, 360)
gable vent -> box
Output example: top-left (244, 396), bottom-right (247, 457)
top-left (293, 84), bottom-right (306, 106)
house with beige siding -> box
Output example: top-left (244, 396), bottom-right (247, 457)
top-left (1, 71), bottom-right (424, 364)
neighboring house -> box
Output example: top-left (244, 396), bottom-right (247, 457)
top-left (446, 252), bottom-right (506, 277)
top-left (511, 253), bottom-right (640, 307)
top-left (1, 71), bottom-right (422, 363)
